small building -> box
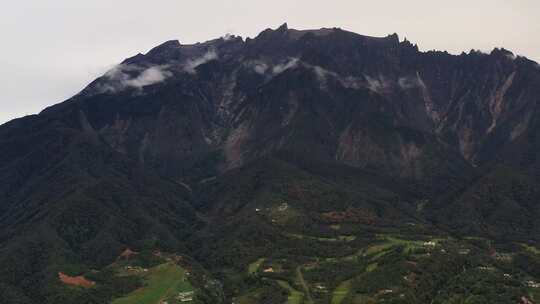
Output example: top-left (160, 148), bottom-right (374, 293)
top-left (526, 281), bottom-right (540, 288)
top-left (314, 283), bottom-right (328, 292)
top-left (494, 252), bottom-right (513, 262)
top-left (458, 248), bottom-right (470, 255)
top-left (176, 291), bottom-right (195, 302)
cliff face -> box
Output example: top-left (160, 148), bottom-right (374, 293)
top-left (33, 24), bottom-right (538, 183)
top-left (1, 23), bottom-right (540, 303)
top-left (3, 24), bottom-right (538, 241)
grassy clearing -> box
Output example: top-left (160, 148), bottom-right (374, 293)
top-left (296, 267), bottom-right (314, 304)
top-left (325, 234), bottom-right (442, 264)
top-left (383, 236), bottom-right (425, 253)
top-left (112, 262), bottom-right (192, 304)
top-left (277, 280), bottom-right (304, 304)
top-left (248, 258), bottom-right (265, 275)
top-left (233, 288), bottom-right (265, 304)
top-left (366, 263), bottom-right (378, 272)
top-left (370, 249), bottom-right (391, 261)
top-left (268, 204), bottom-right (303, 226)
top-left (369, 235), bottom-right (443, 255)
top-left (522, 243), bottom-right (540, 256)
top-left (285, 233), bottom-right (356, 242)
top-left (331, 280), bottom-right (351, 304)
top-left (324, 250), bottom-right (364, 263)
top-left (365, 243), bottom-right (393, 256)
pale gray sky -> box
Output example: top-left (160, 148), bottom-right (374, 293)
top-left (1, 0), bottom-right (539, 124)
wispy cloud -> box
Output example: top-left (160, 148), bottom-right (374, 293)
top-left (339, 76), bottom-right (364, 90)
top-left (398, 75), bottom-right (424, 89)
top-left (365, 75), bottom-right (391, 92)
top-left (222, 33), bottom-right (234, 41)
top-left (244, 60), bottom-right (269, 75)
top-left (125, 66), bottom-right (172, 88)
top-left (244, 57), bottom-right (434, 94)
top-left (183, 49), bottom-right (218, 74)
top-left (243, 57), bottom-right (299, 76)
top-left (96, 64), bottom-right (172, 93)
top-left (312, 66), bottom-right (332, 81)
top-left (272, 58), bottom-right (299, 74)
top-left (304, 64), bottom-right (339, 89)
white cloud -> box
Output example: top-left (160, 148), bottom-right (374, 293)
top-left (254, 63), bottom-right (268, 74)
top-left (104, 64), bottom-right (138, 80)
top-left (96, 64), bottom-right (172, 93)
top-left (183, 49), bottom-right (218, 74)
top-left (244, 60), bottom-right (269, 74)
top-left (241, 57), bottom-right (299, 77)
top-left (304, 64), bottom-right (340, 89)
top-left (312, 66), bottom-right (331, 81)
top-left (398, 75), bottom-right (423, 89)
top-left (364, 75), bottom-right (390, 92)
top-left (272, 58), bottom-right (299, 74)
top-left (125, 66), bottom-right (172, 88)
top-left (339, 76), bottom-right (364, 89)
top-left (222, 33), bottom-right (234, 41)
top-left (299, 62), bottom-right (367, 90)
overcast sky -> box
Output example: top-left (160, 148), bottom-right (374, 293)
top-left (1, 0), bottom-right (539, 124)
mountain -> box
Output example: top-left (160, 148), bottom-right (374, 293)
top-left (2, 24), bottom-right (540, 303)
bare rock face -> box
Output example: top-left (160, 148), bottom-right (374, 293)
top-left (37, 25), bottom-right (538, 183)
top-left (2, 24), bottom-right (540, 251)
top-left (2, 24), bottom-right (540, 303)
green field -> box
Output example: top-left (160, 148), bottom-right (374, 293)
top-left (331, 280), bottom-right (352, 304)
top-left (112, 262), bottom-right (193, 304)
top-left (382, 236), bottom-right (426, 252)
top-left (366, 263), bottom-right (378, 272)
top-left (248, 258), bottom-right (265, 275)
top-left (233, 234), bottom-right (533, 304)
top-left (285, 233), bottom-right (356, 242)
top-left (295, 267), bottom-right (314, 304)
top-left (366, 235), bottom-right (440, 256)
top-left (365, 243), bottom-right (394, 256)
top-left (277, 280), bottom-right (304, 304)
top-left (522, 243), bottom-right (540, 256)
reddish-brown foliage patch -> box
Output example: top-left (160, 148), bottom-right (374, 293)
top-left (58, 272), bottom-right (95, 288)
top-left (320, 208), bottom-right (377, 224)
top-left (406, 260), bottom-right (418, 267)
top-left (287, 184), bottom-right (306, 201)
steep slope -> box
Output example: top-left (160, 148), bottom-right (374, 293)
top-left (1, 24), bottom-right (540, 303)
top-left (36, 24), bottom-right (540, 181)
top-left (0, 111), bottom-right (200, 302)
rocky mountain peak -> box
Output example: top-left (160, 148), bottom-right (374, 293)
top-left (28, 25), bottom-right (540, 177)
top-left (2, 24), bottom-right (540, 303)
